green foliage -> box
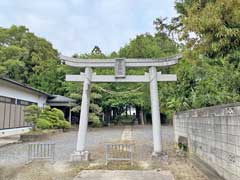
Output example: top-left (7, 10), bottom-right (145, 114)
top-left (0, 25), bottom-right (65, 94)
top-left (29, 59), bottom-right (66, 94)
top-left (90, 113), bottom-right (102, 127)
top-left (119, 33), bottom-right (178, 58)
top-left (36, 118), bottom-right (53, 129)
top-left (91, 45), bottom-right (103, 55)
top-left (58, 120), bottom-right (71, 129)
top-left (115, 116), bottom-right (134, 125)
top-left (2, 59), bottom-right (26, 81)
top-left (147, 0), bottom-right (240, 119)
top-left (25, 105), bottom-right (70, 130)
top-left (24, 104), bottom-right (41, 130)
top-left (52, 108), bottom-right (65, 121)
top-left (67, 47), bottom-right (105, 125)
top-left (95, 32), bottom-right (179, 120)
top-left (39, 106), bottom-right (67, 128)
top-left (175, 0), bottom-right (240, 63)
top-left (158, 57), bottom-right (240, 119)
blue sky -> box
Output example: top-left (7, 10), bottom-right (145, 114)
top-left (0, 0), bottom-right (177, 56)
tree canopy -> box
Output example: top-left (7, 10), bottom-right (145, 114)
top-left (0, 25), bottom-right (65, 94)
top-left (175, 0), bottom-right (240, 63)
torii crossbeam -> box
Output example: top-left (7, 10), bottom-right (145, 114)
top-left (61, 54), bottom-right (181, 161)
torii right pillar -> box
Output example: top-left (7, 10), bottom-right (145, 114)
top-left (149, 66), bottom-right (162, 156)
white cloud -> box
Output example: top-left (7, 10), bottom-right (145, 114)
top-left (0, 0), bottom-right (177, 55)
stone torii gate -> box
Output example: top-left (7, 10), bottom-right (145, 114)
top-left (60, 54), bottom-right (181, 161)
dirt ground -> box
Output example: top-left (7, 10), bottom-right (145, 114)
top-left (0, 126), bottom-right (209, 180)
top-left (157, 150), bottom-right (207, 180)
top-left (0, 152), bottom-right (208, 180)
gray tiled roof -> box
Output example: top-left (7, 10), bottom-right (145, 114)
top-left (0, 77), bottom-right (50, 96)
top-left (47, 95), bottom-right (76, 103)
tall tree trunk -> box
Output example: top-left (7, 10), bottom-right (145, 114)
top-left (140, 108), bottom-right (144, 125)
top-left (136, 106), bottom-right (140, 125)
top-left (144, 111), bottom-right (147, 124)
top-left (105, 108), bottom-right (111, 126)
top-left (125, 106), bottom-right (128, 117)
top-left (113, 108), bottom-right (117, 121)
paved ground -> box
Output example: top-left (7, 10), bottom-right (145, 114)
top-left (0, 125), bottom-right (171, 165)
top-left (0, 135), bottom-right (20, 147)
top-left (74, 170), bottom-right (174, 180)
top-left (0, 126), bottom-right (123, 165)
top-left (0, 125), bottom-right (208, 180)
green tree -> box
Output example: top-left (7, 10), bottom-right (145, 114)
top-left (91, 45), bottom-right (103, 55)
top-left (65, 46), bottom-right (105, 126)
top-left (175, 0), bottom-right (240, 63)
top-left (0, 25), bottom-right (64, 94)
top-left (96, 29), bottom-right (179, 123)
top-left (154, 0), bottom-right (240, 120)
top-left (29, 59), bottom-right (66, 94)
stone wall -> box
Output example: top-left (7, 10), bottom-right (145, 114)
top-left (173, 103), bottom-right (240, 180)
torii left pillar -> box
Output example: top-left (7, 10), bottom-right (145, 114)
top-left (70, 67), bottom-right (92, 161)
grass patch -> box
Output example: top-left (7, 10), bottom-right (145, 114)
top-left (69, 161), bottom-right (144, 173)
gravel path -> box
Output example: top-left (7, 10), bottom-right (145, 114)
top-left (0, 125), bottom-right (208, 180)
top-left (133, 125), bottom-right (174, 161)
top-left (0, 126), bottom-right (124, 165)
top-left (0, 125), bottom-right (173, 165)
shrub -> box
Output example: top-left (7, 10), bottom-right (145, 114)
top-left (24, 104), bottom-right (41, 130)
top-left (36, 118), bottom-right (53, 129)
top-left (58, 120), bottom-right (71, 129)
top-left (40, 106), bottom-right (59, 128)
top-left (115, 115), bottom-right (134, 125)
top-left (25, 105), bottom-right (71, 130)
top-left (39, 106), bottom-right (70, 129)
top-left (90, 113), bottom-right (102, 127)
top-left (52, 108), bottom-right (65, 121)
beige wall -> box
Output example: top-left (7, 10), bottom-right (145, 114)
top-left (0, 79), bottom-right (48, 130)
top-left (174, 103), bottom-right (240, 180)
top-left (0, 102), bottom-right (28, 130)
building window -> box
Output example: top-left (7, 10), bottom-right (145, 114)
top-left (0, 96), bottom-right (15, 104)
top-left (0, 96), bottom-right (37, 106)
top-left (16, 99), bottom-right (36, 106)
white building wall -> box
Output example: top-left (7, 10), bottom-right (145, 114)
top-left (0, 79), bottom-right (48, 107)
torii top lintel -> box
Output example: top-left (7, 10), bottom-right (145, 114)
top-left (60, 54), bottom-right (182, 68)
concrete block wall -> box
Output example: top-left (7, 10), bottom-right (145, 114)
top-left (173, 103), bottom-right (240, 180)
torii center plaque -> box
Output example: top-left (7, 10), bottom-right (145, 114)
top-left (115, 59), bottom-right (126, 78)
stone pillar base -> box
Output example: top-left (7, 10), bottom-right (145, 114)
top-left (70, 151), bottom-right (90, 161)
top-left (152, 151), bottom-right (168, 161)
top-left (152, 151), bottom-right (162, 157)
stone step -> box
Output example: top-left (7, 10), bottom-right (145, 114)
top-left (74, 170), bottom-right (174, 180)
